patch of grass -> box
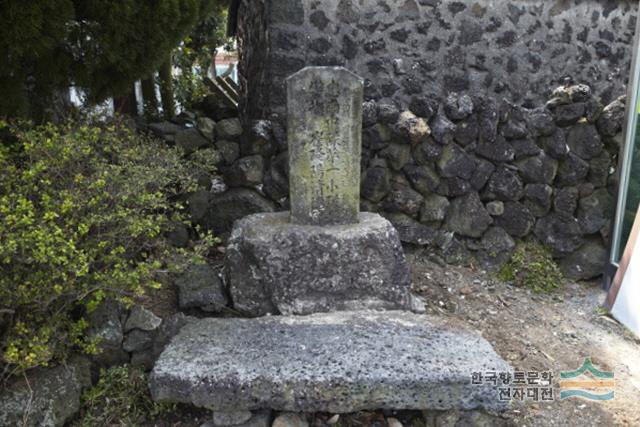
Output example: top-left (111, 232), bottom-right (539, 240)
top-left (497, 242), bottom-right (564, 293)
top-left (74, 366), bottom-right (174, 427)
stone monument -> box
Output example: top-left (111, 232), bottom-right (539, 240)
top-left (225, 67), bottom-right (412, 316)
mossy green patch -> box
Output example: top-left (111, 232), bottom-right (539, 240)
top-left (497, 242), bottom-right (564, 293)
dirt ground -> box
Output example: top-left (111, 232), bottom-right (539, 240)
top-left (408, 248), bottom-right (640, 427)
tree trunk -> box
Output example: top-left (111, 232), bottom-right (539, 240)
top-left (113, 84), bottom-right (138, 117)
top-left (141, 76), bottom-right (158, 119)
top-left (158, 57), bottom-right (176, 119)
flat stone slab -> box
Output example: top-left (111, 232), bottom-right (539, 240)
top-left (225, 212), bottom-right (412, 316)
top-left (150, 311), bottom-right (511, 413)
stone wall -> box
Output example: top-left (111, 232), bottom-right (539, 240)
top-left (236, 0), bottom-right (637, 122)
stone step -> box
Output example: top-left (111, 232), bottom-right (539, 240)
top-left (150, 311), bottom-right (511, 413)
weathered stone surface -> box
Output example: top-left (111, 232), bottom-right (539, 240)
top-left (0, 357), bottom-right (91, 427)
top-left (470, 159), bottom-right (495, 191)
top-left (534, 214), bottom-right (584, 255)
top-left (216, 140), bottom-right (241, 165)
top-left (523, 184), bottom-right (553, 217)
top-left (125, 305), bottom-right (162, 332)
top-left (597, 97), bottom-right (626, 137)
top-left (486, 166), bottom-right (524, 201)
top-left (431, 112), bottom-right (456, 145)
top-left (384, 212), bottom-right (437, 246)
top-left (577, 188), bottom-right (614, 234)
top-left (557, 153), bottom-right (590, 186)
top-left (475, 137), bottom-right (515, 163)
top-left (413, 138), bottom-right (443, 164)
top-left (380, 143), bottom-right (411, 170)
top-left (272, 413), bottom-right (308, 427)
top-left (212, 410), bottom-right (253, 426)
top-left (485, 201), bottom-right (504, 216)
top-left (454, 116), bottom-right (479, 146)
top-left (150, 311), bottom-right (511, 412)
top-left (176, 128), bottom-right (212, 154)
top-left (404, 164), bottom-right (440, 195)
top-left (477, 227), bottom-right (516, 269)
top-left (554, 187), bottom-right (579, 219)
top-left (539, 129), bottom-right (569, 159)
top-left (420, 194), bottom-right (450, 223)
top-left (566, 123), bottom-right (603, 160)
top-left (225, 212), bottom-right (411, 316)
top-left (361, 163), bottom-right (391, 202)
top-left (224, 155), bottom-right (264, 187)
top-left (512, 137), bottom-right (542, 160)
top-left (588, 152), bottom-right (612, 188)
top-left (216, 118), bottom-right (243, 140)
top-left (383, 186), bottom-right (424, 216)
top-left (174, 264), bottom-right (228, 313)
top-left (394, 111), bottom-right (430, 144)
top-left (202, 189), bottom-right (276, 234)
top-left (287, 67), bottom-right (363, 225)
top-left (444, 93), bottom-right (473, 121)
top-left (560, 239), bottom-right (608, 280)
top-left (515, 153), bottom-right (557, 185)
top-left (85, 299), bottom-right (128, 366)
top-left (437, 144), bottom-right (475, 179)
top-left (445, 192), bottom-right (492, 238)
top-left (197, 117), bottom-right (216, 141)
top-left (243, 120), bottom-right (277, 157)
top-left (494, 202), bottom-right (534, 237)
top-left (363, 123), bottom-right (391, 150)
top-left (123, 329), bottom-right (153, 353)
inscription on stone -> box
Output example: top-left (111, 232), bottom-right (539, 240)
top-left (287, 67), bottom-right (364, 225)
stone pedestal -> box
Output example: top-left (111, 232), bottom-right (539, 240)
top-left (226, 212), bottom-right (412, 316)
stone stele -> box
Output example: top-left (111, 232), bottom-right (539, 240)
top-left (287, 66), bottom-right (363, 226)
top-left (149, 311), bottom-right (512, 413)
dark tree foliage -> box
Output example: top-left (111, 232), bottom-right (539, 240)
top-left (0, 0), bottom-right (225, 120)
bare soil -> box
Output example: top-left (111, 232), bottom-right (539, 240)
top-left (408, 248), bottom-right (640, 427)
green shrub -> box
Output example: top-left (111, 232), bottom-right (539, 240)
top-left (497, 242), bottom-right (564, 293)
top-left (0, 118), bottom-right (216, 376)
top-left (74, 366), bottom-right (174, 426)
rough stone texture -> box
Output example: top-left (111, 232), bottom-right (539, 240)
top-left (287, 67), bottom-right (363, 225)
top-left (272, 413), bottom-right (309, 427)
top-left (0, 357), bottom-right (91, 427)
top-left (150, 311), bottom-right (512, 412)
top-left (560, 238), bottom-right (608, 280)
top-left (125, 305), bottom-right (162, 332)
top-left (225, 212), bottom-right (411, 316)
top-left (237, 0), bottom-right (636, 121)
top-left (198, 188), bottom-right (276, 234)
top-left (446, 192), bottom-right (493, 238)
top-left (85, 299), bottom-right (129, 366)
top-left (175, 128), bottom-right (212, 154)
top-left (174, 264), bottom-right (229, 313)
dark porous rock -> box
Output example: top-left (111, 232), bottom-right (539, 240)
top-left (515, 153), bottom-right (558, 185)
top-left (212, 410), bottom-right (254, 427)
top-left (148, 121), bottom-right (183, 139)
top-left (413, 138), bottom-right (443, 164)
top-left (486, 200), bottom-right (504, 216)
top-left (437, 177), bottom-right (472, 197)
top-left (378, 103), bottom-right (401, 124)
top-left (123, 329), bottom-right (153, 353)
top-left (380, 143), bottom-right (412, 170)
top-left (597, 96), bottom-right (626, 137)
top-left (445, 192), bottom-right (493, 238)
top-left (404, 164), bottom-right (440, 195)
top-left (477, 227), bottom-right (516, 269)
top-left (420, 194), bottom-right (450, 223)
top-left (565, 84), bottom-right (592, 103)
top-left (202, 189), bottom-right (276, 234)
top-left (174, 264), bottom-right (228, 313)
top-left (216, 140), bottom-right (241, 165)
top-left (554, 186), bottom-right (580, 220)
top-left (188, 190), bottom-right (210, 225)
top-left (584, 97), bottom-right (603, 123)
top-left (539, 129), bottom-right (569, 159)
top-left (494, 202), bottom-right (535, 237)
top-left (0, 357), bottom-right (91, 427)
top-left (444, 93), bottom-right (474, 121)
top-left (559, 238), bottom-right (608, 280)
top-left (526, 108), bottom-right (556, 137)
top-left (125, 305), bottom-right (162, 333)
top-left (152, 313), bottom-right (198, 362)
top-left (362, 163), bottom-right (391, 202)
top-left (534, 214), bottom-right (584, 255)
top-left (362, 101), bottom-right (378, 127)
top-left (476, 96), bottom-right (499, 143)
top-left (500, 119), bottom-right (529, 140)
top-left (487, 166), bottom-right (524, 201)
top-left (394, 111), bottom-right (431, 144)
top-left (512, 138), bottom-right (542, 160)
top-left (577, 188), bottom-right (614, 235)
top-left (383, 186), bottom-right (425, 216)
top-left (242, 120), bottom-right (276, 157)
top-left (437, 144), bottom-right (476, 179)
top-left (475, 136), bottom-right (515, 162)
top-left (410, 95), bottom-right (438, 119)
top-left (225, 213), bottom-right (412, 316)
top-left (363, 123), bottom-right (392, 150)
top-left (384, 212), bottom-right (438, 246)
top-left (524, 184), bottom-right (553, 217)
top-left (166, 222), bottom-right (190, 248)
top-left (551, 103), bottom-right (585, 127)
top-left (175, 128), bottom-right (212, 154)
top-left (431, 112), bottom-right (457, 145)
top-left (216, 118), bottom-right (243, 141)
top-left (263, 154), bottom-right (290, 202)
top-left (566, 123), bottom-right (603, 160)
top-left (197, 117), bottom-right (216, 141)
top-left (588, 152), bottom-right (612, 188)
top-left (150, 311), bottom-right (511, 412)
top-left (557, 153), bottom-right (590, 187)
top-left (579, 182), bottom-right (596, 198)
top-left (470, 159), bottom-right (495, 191)
top-left (224, 155), bottom-right (264, 188)
top-left (454, 115), bottom-right (479, 146)
top-left (86, 299), bottom-right (128, 366)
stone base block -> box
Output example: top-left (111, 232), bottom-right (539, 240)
top-left (225, 212), bottom-right (412, 316)
top-left (149, 311), bottom-right (512, 412)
